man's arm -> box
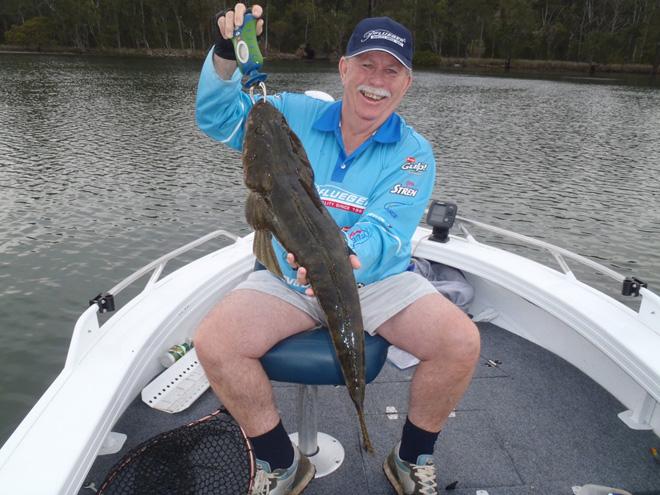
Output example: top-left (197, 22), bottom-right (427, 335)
top-left (212, 3), bottom-right (263, 80)
top-left (344, 139), bottom-right (437, 283)
top-left (289, 137), bottom-right (436, 292)
top-left (195, 3), bottom-right (265, 148)
top-left (213, 56), bottom-right (238, 81)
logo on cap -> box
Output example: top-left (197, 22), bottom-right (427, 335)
top-left (346, 16), bottom-right (414, 69)
top-left (361, 29), bottom-right (406, 48)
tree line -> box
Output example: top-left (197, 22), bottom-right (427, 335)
top-left (2, 0), bottom-right (660, 67)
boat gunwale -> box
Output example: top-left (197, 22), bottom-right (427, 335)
top-left (1, 221), bottom-right (658, 493)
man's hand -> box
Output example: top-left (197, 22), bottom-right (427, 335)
top-left (216, 3), bottom-right (264, 45)
top-left (213, 3), bottom-right (264, 77)
top-left (287, 253), bottom-right (361, 297)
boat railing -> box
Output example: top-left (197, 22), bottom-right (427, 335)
top-left (450, 217), bottom-right (660, 332)
top-left (65, 229), bottom-right (241, 369)
top-left (87, 229), bottom-right (241, 314)
top-left (454, 216), bottom-right (644, 290)
top-left (108, 229), bottom-right (240, 302)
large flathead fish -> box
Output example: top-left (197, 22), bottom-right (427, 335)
top-left (243, 100), bottom-right (373, 452)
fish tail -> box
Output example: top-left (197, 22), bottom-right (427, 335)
top-left (357, 408), bottom-right (374, 453)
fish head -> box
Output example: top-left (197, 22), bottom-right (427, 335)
top-left (243, 100), bottom-right (283, 193)
top-left (243, 100), bottom-right (305, 194)
top-left (244, 100), bottom-right (283, 146)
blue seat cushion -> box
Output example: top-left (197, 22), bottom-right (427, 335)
top-left (260, 327), bottom-right (390, 385)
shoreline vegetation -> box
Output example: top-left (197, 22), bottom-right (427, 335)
top-left (1, 44), bottom-right (656, 77)
top-left (2, 1), bottom-right (659, 80)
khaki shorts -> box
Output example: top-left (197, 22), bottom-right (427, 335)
top-left (232, 270), bottom-right (437, 335)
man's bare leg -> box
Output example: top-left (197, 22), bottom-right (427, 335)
top-left (377, 292), bottom-right (480, 432)
top-left (194, 289), bottom-right (317, 437)
top-left (380, 292), bottom-right (479, 493)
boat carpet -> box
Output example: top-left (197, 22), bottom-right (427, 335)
top-left (79, 322), bottom-right (660, 494)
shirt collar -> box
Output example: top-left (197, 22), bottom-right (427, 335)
top-left (312, 100), bottom-right (402, 144)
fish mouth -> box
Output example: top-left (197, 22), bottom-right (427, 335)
top-left (358, 86), bottom-right (390, 102)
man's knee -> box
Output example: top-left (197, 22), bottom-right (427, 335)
top-left (449, 316), bottom-right (480, 368)
top-left (425, 301), bottom-right (480, 368)
top-left (194, 300), bottom-right (236, 367)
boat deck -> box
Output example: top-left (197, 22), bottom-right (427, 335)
top-left (80, 322), bottom-right (660, 494)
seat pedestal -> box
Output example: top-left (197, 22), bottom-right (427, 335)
top-left (260, 328), bottom-right (389, 478)
top-left (288, 384), bottom-right (344, 478)
top-left (289, 431), bottom-right (344, 478)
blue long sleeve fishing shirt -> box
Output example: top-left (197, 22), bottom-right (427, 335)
top-left (196, 50), bottom-right (436, 292)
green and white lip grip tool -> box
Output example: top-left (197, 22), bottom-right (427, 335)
top-left (232, 9), bottom-right (267, 90)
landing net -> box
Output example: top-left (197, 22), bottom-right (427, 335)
top-left (98, 409), bottom-right (255, 495)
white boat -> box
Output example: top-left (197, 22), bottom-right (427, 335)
top-left (0, 204), bottom-right (658, 495)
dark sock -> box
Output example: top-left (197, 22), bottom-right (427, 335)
top-left (398, 417), bottom-right (440, 464)
top-left (249, 420), bottom-right (294, 470)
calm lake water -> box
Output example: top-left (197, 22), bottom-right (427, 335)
top-left (1, 53), bottom-right (659, 445)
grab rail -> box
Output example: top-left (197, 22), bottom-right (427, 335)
top-left (454, 216), bottom-right (625, 284)
top-left (109, 230), bottom-right (240, 296)
top-left (90, 229), bottom-right (240, 313)
top-left (67, 229), bottom-right (241, 369)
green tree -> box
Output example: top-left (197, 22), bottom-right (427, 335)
top-left (51, 0), bottom-right (99, 48)
top-left (4, 16), bottom-right (56, 47)
top-left (417, 0), bottom-right (448, 55)
top-left (640, 0), bottom-right (660, 70)
top-left (493, 0), bottom-right (536, 62)
top-left (2, 0), bottom-right (660, 68)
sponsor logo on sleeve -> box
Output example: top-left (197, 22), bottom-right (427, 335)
top-left (384, 201), bottom-right (408, 218)
top-left (348, 228), bottom-right (370, 245)
top-left (401, 157), bottom-right (428, 174)
top-left (366, 212), bottom-right (393, 229)
top-left (390, 180), bottom-right (418, 197)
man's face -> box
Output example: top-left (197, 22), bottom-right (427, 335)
top-left (339, 51), bottom-right (412, 126)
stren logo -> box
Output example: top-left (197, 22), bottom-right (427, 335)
top-left (390, 183), bottom-right (418, 197)
top-left (401, 160), bottom-right (428, 174)
top-left (361, 29), bottom-right (406, 47)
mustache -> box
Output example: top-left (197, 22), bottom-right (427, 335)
top-left (357, 85), bottom-right (391, 98)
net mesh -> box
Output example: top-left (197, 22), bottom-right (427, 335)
top-left (98, 409), bottom-right (254, 495)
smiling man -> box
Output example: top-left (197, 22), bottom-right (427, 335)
top-left (194, 5), bottom-right (480, 495)
top-left (338, 18), bottom-right (413, 154)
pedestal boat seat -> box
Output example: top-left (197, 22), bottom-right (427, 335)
top-left (260, 327), bottom-right (390, 477)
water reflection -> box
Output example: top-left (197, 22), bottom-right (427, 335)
top-left (0, 53), bottom-right (659, 443)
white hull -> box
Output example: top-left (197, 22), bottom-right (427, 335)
top-left (0, 224), bottom-right (658, 494)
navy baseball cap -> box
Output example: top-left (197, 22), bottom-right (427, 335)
top-left (345, 17), bottom-right (413, 70)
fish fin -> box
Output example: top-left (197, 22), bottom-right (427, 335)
top-left (299, 170), bottom-right (326, 213)
top-left (245, 192), bottom-right (274, 230)
top-left (289, 130), bottom-right (315, 186)
top-left (287, 128), bottom-right (326, 211)
top-left (245, 193), bottom-right (282, 277)
top-left (254, 230), bottom-right (283, 278)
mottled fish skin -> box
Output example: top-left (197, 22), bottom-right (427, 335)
top-left (243, 100), bottom-right (373, 452)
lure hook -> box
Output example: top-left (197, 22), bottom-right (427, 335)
top-left (249, 81), bottom-right (267, 102)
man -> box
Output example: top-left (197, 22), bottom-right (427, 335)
top-left (194, 4), bottom-right (480, 494)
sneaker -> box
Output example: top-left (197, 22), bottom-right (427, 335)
top-left (250, 445), bottom-right (315, 495)
top-left (383, 442), bottom-right (438, 495)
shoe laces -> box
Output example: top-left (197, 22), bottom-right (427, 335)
top-left (411, 461), bottom-right (437, 495)
top-left (250, 466), bottom-right (277, 495)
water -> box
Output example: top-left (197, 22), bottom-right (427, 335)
top-left (1, 53), bottom-right (659, 445)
